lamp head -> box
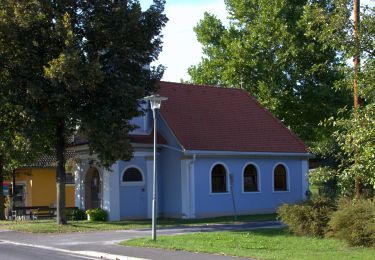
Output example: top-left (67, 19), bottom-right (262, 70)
top-left (144, 94), bottom-right (168, 110)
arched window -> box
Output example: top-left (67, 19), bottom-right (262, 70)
top-left (123, 167), bottom-right (143, 183)
top-left (274, 164), bottom-right (287, 191)
top-left (211, 164), bottom-right (227, 193)
top-left (244, 164), bottom-right (258, 192)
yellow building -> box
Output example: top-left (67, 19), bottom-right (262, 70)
top-left (12, 167), bottom-right (75, 208)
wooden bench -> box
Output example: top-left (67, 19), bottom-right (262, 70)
top-left (35, 207), bottom-right (80, 219)
top-left (13, 206), bottom-right (51, 220)
top-left (34, 207), bottom-right (55, 219)
top-left (13, 206), bottom-right (78, 220)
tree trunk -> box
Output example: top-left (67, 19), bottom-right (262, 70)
top-left (0, 155), bottom-right (5, 220)
top-left (355, 176), bottom-right (362, 199)
top-left (56, 122), bottom-right (67, 224)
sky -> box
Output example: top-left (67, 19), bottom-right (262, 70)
top-left (139, 0), bottom-right (374, 83)
top-left (139, 0), bottom-right (227, 82)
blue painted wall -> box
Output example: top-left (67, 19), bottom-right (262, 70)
top-left (115, 110), bottom-right (307, 219)
top-left (193, 157), bottom-right (304, 218)
top-left (118, 157), bottom-right (148, 219)
top-left (157, 111), bottom-right (184, 218)
top-left (159, 147), bottom-right (183, 217)
top-left (118, 110), bottom-right (184, 219)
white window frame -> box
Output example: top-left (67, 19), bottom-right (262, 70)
top-left (272, 162), bottom-right (290, 193)
top-left (121, 165), bottom-right (145, 186)
top-left (242, 162), bottom-right (261, 194)
top-left (209, 162), bottom-right (230, 195)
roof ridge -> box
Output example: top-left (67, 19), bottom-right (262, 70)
top-left (160, 81), bottom-right (247, 92)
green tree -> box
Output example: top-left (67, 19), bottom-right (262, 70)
top-left (335, 104), bottom-right (375, 191)
top-left (303, 1), bottom-right (374, 196)
top-left (0, 0), bottom-right (167, 224)
top-left (0, 103), bottom-right (25, 220)
top-left (188, 0), bottom-right (351, 149)
top-left (0, 99), bottom-right (49, 219)
top-left (334, 3), bottom-right (374, 195)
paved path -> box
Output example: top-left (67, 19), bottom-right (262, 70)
top-left (0, 221), bottom-right (283, 260)
top-left (0, 242), bottom-right (97, 260)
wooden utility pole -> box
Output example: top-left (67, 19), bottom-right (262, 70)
top-left (353, 0), bottom-right (361, 199)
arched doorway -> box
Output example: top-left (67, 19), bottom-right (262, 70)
top-left (84, 167), bottom-right (102, 209)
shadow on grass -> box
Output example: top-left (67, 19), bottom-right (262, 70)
top-left (146, 213), bottom-right (277, 226)
top-left (230, 227), bottom-right (289, 237)
top-left (107, 220), bottom-right (150, 226)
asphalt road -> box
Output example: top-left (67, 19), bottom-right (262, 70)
top-left (0, 221), bottom-right (283, 260)
top-left (0, 241), bottom-right (98, 260)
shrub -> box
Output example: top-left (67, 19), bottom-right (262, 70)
top-left (69, 209), bottom-right (87, 221)
top-left (327, 199), bottom-right (375, 247)
top-left (86, 208), bottom-right (108, 221)
top-left (277, 196), bottom-right (336, 237)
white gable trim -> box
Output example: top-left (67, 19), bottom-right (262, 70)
top-left (158, 112), bottom-right (185, 151)
top-left (161, 144), bottom-right (184, 152)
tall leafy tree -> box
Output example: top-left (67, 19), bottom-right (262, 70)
top-left (0, 0), bottom-right (167, 224)
top-left (0, 103), bottom-right (27, 220)
top-left (188, 0), bottom-right (352, 149)
top-left (303, 0), bottom-right (374, 196)
top-left (0, 99), bottom-right (49, 220)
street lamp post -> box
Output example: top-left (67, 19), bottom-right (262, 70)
top-left (144, 94), bottom-right (168, 241)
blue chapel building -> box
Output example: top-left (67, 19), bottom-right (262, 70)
top-left (72, 81), bottom-right (311, 221)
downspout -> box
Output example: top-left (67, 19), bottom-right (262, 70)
top-left (188, 154), bottom-right (196, 218)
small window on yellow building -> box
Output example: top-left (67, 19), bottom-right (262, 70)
top-left (66, 172), bottom-right (75, 185)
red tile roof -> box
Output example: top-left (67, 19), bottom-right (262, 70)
top-left (158, 81), bottom-right (307, 153)
top-left (24, 151), bottom-right (77, 167)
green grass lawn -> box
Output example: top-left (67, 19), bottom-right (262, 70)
top-left (121, 228), bottom-right (375, 260)
top-left (0, 219), bottom-right (151, 233)
top-left (0, 213), bottom-right (276, 233)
